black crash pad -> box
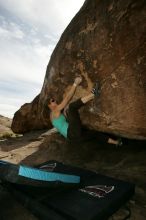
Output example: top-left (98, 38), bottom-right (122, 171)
top-left (0, 160), bottom-right (135, 220)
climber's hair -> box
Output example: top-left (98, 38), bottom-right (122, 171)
top-left (45, 97), bottom-right (56, 109)
top-left (45, 98), bottom-right (51, 109)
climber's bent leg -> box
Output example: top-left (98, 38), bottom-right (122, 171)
top-left (67, 98), bottom-right (85, 140)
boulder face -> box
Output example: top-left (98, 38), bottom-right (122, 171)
top-left (12, 0), bottom-right (146, 139)
top-left (11, 95), bottom-right (51, 133)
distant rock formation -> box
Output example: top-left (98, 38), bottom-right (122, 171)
top-left (0, 115), bottom-right (14, 138)
top-left (11, 95), bottom-right (52, 133)
top-left (12, 0), bottom-right (146, 139)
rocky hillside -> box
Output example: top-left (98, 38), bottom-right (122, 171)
top-left (12, 0), bottom-right (146, 140)
top-left (0, 115), bottom-right (15, 139)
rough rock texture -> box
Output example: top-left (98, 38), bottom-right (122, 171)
top-left (11, 95), bottom-right (51, 133)
top-left (12, 0), bottom-right (146, 139)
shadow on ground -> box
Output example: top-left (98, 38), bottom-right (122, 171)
top-left (0, 131), bottom-right (146, 220)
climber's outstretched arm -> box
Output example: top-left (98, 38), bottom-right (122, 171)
top-left (57, 76), bottom-right (82, 111)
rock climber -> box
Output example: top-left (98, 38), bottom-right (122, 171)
top-left (47, 76), bottom-right (122, 146)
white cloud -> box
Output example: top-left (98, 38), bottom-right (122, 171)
top-left (0, 0), bottom-right (85, 118)
top-left (0, 19), bottom-right (50, 118)
top-left (0, 103), bottom-right (17, 118)
top-left (0, 19), bottom-right (25, 40)
top-left (0, 95), bottom-right (26, 118)
top-left (0, 0), bottom-right (85, 35)
top-left (0, 20), bottom-right (51, 85)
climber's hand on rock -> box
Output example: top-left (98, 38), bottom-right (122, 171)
top-left (74, 76), bottom-right (82, 86)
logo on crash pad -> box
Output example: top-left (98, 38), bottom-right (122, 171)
top-left (39, 163), bottom-right (57, 172)
top-left (79, 185), bottom-right (115, 198)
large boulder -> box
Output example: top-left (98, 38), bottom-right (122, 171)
top-left (12, 0), bottom-right (146, 139)
top-left (11, 95), bottom-right (51, 133)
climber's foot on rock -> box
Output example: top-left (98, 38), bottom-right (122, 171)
top-left (91, 81), bottom-right (100, 96)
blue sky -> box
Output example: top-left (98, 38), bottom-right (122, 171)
top-left (0, 0), bottom-right (84, 118)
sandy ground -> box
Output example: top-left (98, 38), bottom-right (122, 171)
top-left (0, 129), bottom-right (146, 220)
